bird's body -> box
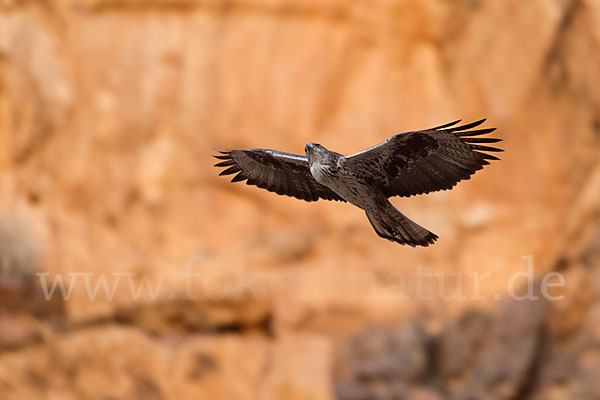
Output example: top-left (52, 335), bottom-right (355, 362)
top-left (307, 148), bottom-right (364, 205)
top-left (214, 119), bottom-right (502, 247)
top-left (307, 146), bottom-right (384, 211)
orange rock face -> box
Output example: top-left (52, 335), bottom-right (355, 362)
top-left (1, 0), bottom-right (599, 399)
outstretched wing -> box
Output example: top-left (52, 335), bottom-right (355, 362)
top-left (342, 119), bottom-right (502, 198)
top-left (214, 149), bottom-right (346, 202)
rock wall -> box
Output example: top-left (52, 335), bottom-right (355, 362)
top-left (1, 0), bottom-right (599, 399)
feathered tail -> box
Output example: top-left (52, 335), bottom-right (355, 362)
top-left (366, 201), bottom-right (438, 247)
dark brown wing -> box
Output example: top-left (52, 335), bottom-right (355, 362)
top-left (342, 119), bottom-right (502, 198)
top-left (214, 149), bottom-right (346, 202)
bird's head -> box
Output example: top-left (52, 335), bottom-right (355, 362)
top-left (305, 143), bottom-right (341, 168)
top-left (305, 143), bottom-right (328, 161)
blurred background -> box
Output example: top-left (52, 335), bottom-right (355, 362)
top-left (1, 0), bottom-right (600, 399)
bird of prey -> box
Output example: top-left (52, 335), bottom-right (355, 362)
top-left (214, 119), bottom-right (501, 247)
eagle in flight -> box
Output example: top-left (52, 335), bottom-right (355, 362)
top-left (214, 119), bottom-right (501, 247)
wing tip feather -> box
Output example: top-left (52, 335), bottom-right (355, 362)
top-left (435, 118), bottom-right (488, 132)
top-left (212, 146), bottom-right (232, 153)
top-left (470, 144), bottom-right (504, 152)
top-left (457, 127), bottom-right (497, 137)
top-left (214, 160), bottom-right (235, 167)
top-left (477, 152), bottom-right (501, 161)
top-left (431, 119), bottom-right (462, 130)
top-left (449, 121), bottom-right (503, 162)
top-left (218, 165), bottom-right (241, 176)
top-left (231, 172), bottom-right (246, 182)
